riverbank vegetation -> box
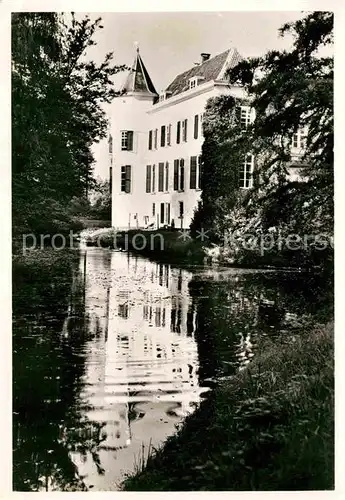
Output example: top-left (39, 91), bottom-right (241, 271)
top-left (123, 321), bottom-right (334, 491)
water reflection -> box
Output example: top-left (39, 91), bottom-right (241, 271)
top-left (13, 249), bottom-right (333, 491)
top-left (63, 250), bottom-right (203, 490)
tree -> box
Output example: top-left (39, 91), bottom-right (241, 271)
top-left (12, 13), bottom-right (126, 236)
top-left (193, 11), bottom-right (333, 258)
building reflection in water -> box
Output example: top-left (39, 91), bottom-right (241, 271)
top-left (66, 249), bottom-right (203, 490)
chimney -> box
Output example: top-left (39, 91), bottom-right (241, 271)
top-left (201, 53), bottom-right (211, 63)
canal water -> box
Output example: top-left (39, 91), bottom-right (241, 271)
top-left (13, 248), bottom-right (332, 491)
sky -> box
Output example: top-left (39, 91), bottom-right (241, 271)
top-left (84, 11), bottom-right (308, 178)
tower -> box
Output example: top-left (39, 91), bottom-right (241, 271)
top-left (110, 46), bottom-right (158, 229)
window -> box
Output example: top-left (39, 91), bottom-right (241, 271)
top-left (174, 160), bottom-right (179, 190)
top-left (189, 79), bottom-right (197, 90)
top-left (121, 165), bottom-right (131, 193)
top-left (179, 159), bottom-right (184, 190)
top-left (167, 124), bottom-right (171, 146)
top-left (189, 76), bottom-right (204, 89)
top-left (239, 154), bottom-right (254, 189)
top-left (146, 165), bottom-right (151, 193)
top-left (121, 131), bottom-right (133, 151)
top-left (239, 106), bottom-right (251, 130)
top-left (160, 203), bottom-right (165, 224)
top-left (152, 203), bottom-right (155, 216)
top-left (293, 128), bottom-right (307, 149)
top-left (176, 121), bottom-right (181, 144)
top-left (148, 130), bottom-right (153, 150)
top-left (198, 155), bottom-right (202, 189)
top-left (154, 129), bottom-right (158, 149)
top-left (158, 162), bottom-right (164, 192)
top-left (165, 162), bottom-right (169, 192)
top-left (182, 119), bottom-right (188, 142)
top-left (152, 164), bottom-right (156, 192)
top-left (179, 201), bottom-right (184, 218)
top-left (161, 125), bottom-right (166, 147)
top-left (194, 114), bottom-right (199, 139)
top-left (190, 156), bottom-right (202, 189)
top-left (190, 156), bottom-right (197, 189)
top-left (174, 159), bottom-right (185, 191)
top-left (165, 203), bottom-right (171, 225)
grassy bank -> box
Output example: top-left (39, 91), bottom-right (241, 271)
top-left (123, 322), bottom-right (334, 491)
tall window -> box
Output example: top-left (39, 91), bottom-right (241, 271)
top-left (146, 165), bottom-right (152, 193)
top-left (239, 154), bottom-right (254, 189)
top-left (121, 131), bottom-right (133, 151)
top-left (160, 203), bottom-right (165, 224)
top-left (152, 203), bottom-right (155, 216)
top-left (190, 156), bottom-right (202, 189)
top-left (165, 203), bottom-right (171, 225)
top-left (148, 130), bottom-right (153, 150)
top-left (174, 159), bottom-right (185, 191)
top-left (182, 119), bottom-right (188, 142)
top-left (158, 162), bottom-right (164, 192)
top-left (190, 156), bottom-right (197, 189)
top-left (176, 121), bottom-right (181, 144)
top-left (167, 124), bottom-right (172, 146)
top-left (198, 155), bottom-right (202, 189)
top-left (194, 114), bottom-right (199, 139)
top-left (121, 165), bottom-right (131, 193)
top-left (161, 126), bottom-right (166, 147)
top-left (293, 128), bottom-right (307, 149)
top-left (154, 129), bottom-right (158, 149)
top-left (152, 164), bottom-right (156, 192)
top-left (179, 201), bottom-right (184, 217)
top-left (239, 106), bottom-right (251, 129)
top-left (165, 162), bottom-right (169, 192)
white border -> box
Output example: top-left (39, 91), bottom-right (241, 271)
top-left (1, 1), bottom-right (342, 499)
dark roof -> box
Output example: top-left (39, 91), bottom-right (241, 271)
top-left (122, 51), bottom-right (158, 95)
top-left (165, 48), bottom-right (242, 97)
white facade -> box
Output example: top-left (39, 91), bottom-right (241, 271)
top-left (109, 47), bottom-right (306, 230)
top-left (110, 47), bottom-right (246, 230)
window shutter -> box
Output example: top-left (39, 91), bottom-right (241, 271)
top-left (121, 166), bottom-right (126, 192)
top-left (127, 131), bottom-right (134, 151)
top-left (165, 162), bottom-right (169, 192)
top-left (194, 115), bottom-right (199, 139)
top-left (166, 203), bottom-right (171, 225)
top-left (152, 164), bottom-right (156, 192)
top-left (146, 165), bottom-right (151, 193)
top-left (160, 203), bottom-right (165, 224)
top-left (125, 165), bottom-right (131, 193)
top-left (158, 162), bottom-right (164, 192)
top-left (173, 160), bottom-right (179, 190)
top-left (190, 156), bottom-right (197, 189)
top-left (148, 130), bottom-right (152, 150)
top-left (180, 159), bottom-right (185, 191)
top-left (176, 121), bottom-right (181, 144)
top-left (167, 124), bottom-right (171, 146)
top-left (161, 126), bottom-right (166, 147)
top-left (183, 119), bottom-right (188, 142)
top-left (198, 156), bottom-right (202, 189)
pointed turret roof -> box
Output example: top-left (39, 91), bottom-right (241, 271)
top-left (121, 47), bottom-right (158, 96)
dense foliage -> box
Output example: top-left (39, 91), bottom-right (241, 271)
top-left (192, 11), bottom-right (333, 269)
top-left (12, 13), bottom-right (125, 239)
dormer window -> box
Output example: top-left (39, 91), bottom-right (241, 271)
top-left (159, 90), bottom-right (172, 102)
top-left (189, 76), bottom-right (204, 90)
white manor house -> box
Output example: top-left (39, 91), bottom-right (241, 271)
top-left (109, 46), bottom-right (306, 230)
